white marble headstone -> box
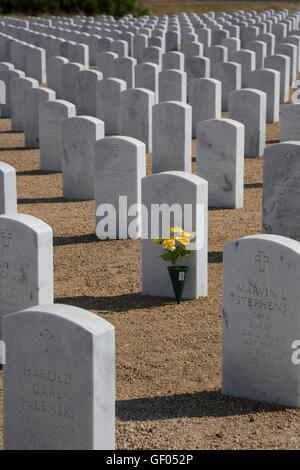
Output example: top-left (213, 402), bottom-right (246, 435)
top-left (228, 88), bottom-right (266, 158)
top-left (96, 78), bottom-right (126, 136)
top-left (152, 101), bottom-right (192, 174)
top-left (0, 213), bottom-right (53, 361)
top-left (62, 116), bottom-right (104, 200)
top-left (39, 99), bottom-right (76, 172)
top-left (46, 56), bottom-right (69, 100)
top-left (262, 141), bottom-right (300, 239)
top-left (158, 69), bottom-right (187, 103)
top-left (264, 54), bottom-right (290, 104)
top-left (280, 104), bottom-right (300, 142)
top-left (141, 171), bottom-right (208, 299)
top-left (10, 77), bottom-right (39, 132)
top-left (77, 69), bottom-right (103, 117)
top-left (3, 304), bottom-right (115, 449)
top-left (197, 118), bottom-right (244, 208)
top-left (247, 68), bottom-right (280, 123)
top-left (95, 136), bottom-right (146, 239)
top-left (120, 88), bottom-right (155, 153)
top-left (0, 162), bottom-right (17, 215)
top-left (211, 61), bottom-right (241, 112)
top-left (24, 87), bottom-right (56, 149)
top-left (189, 78), bottom-right (221, 138)
top-left (222, 234), bottom-right (300, 407)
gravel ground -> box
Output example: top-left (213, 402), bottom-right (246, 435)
top-left (0, 94), bottom-right (299, 450)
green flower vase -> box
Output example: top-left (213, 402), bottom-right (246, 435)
top-left (167, 266), bottom-right (190, 304)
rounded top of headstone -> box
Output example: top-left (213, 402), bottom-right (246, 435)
top-left (121, 87), bottom-right (155, 98)
top-left (64, 115), bottom-right (104, 127)
top-left (197, 117), bottom-right (244, 132)
top-left (11, 76), bottom-right (39, 87)
top-left (252, 67), bottom-right (280, 78)
top-left (0, 69), bottom-right (25, 79)
top-left (225, 233), bottom-right (300, 256)
top-left (25, 87), bottom-right (56, 99)
top-left (4, 303), bottom-right (114, 335)
top-left (0, 212), bottom-right (52, 235)
top-left (0, 162), bottom-right (16, 174)
top-left (153, 100), bottom-right (191, 111)
top-left (144, 170), bottom-right (208, 188)
top-left (229, 87), bottom-right (267, 99)
top-left (39, 98), bottom-right (76, 112)
top-left (95, 135), bottom-right (146, 151)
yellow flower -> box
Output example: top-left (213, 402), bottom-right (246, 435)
top-left (182, 231), bottom-right (195, 239)
top-left (170, 227), bottom-right (184, 234)
top-left (153, 238), bottom-right (163, 244)
top-left (162, 239), bottom-right (176, 251)
top-left (176, 237), bottom-right (190, 246)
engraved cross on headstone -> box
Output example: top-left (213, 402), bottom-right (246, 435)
top-left (1, 230), bottom-right (12, 248)
top-left (284, 151), bottom-right (295, 166)
top-left (255, 250), bottom-right (269, 272)
top-left (112, 145), bottom-right (119, 158)
top-left (40, 328), bottom-right (54, 353)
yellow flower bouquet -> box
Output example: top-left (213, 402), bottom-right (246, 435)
top-left (154, 226), bottom-right (195, 267)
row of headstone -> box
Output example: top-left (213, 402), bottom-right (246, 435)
top-left (1, 8), bottom-right (298, 69)
top-left (2, 227), bottom-right (300, 451)
top-left (1, 10), bottom-right (300, 449)
top-left (0, 162), bottom-right (54, 366)
top-left (0, 24), bottom-right (89, 68)
top-left (0, 178), bottom-right (115, 449)
top-left (38, 104), bottom-right (209, 301)
top-left (37, 92), bottom-right (248, 210)
top-left (0, 105), bottom-right (115, 450)
top-left (1, 6), bottom-right (300, 100)
top-left (44, 55), bottom-right (267, 162)
top-left (0, 32), bottom-right (47, 82)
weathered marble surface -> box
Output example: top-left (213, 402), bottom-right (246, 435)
top-left (0, 162), bottom-right (17, 215)
top-left (228, 88), bottom-right (266, 158)
top-left (158, 69), bottom-right (187, 103)
top-left (152, 101), bottom-right (192, 174)
top-left (264, 55), bottom-right (290, 104)
top-left (96, 78), bottom-right (126, 135)
top-left (39, 99), bottom-right (76, 172)
top-left (24, 87), bottom-right (56, 149)
top-left (10, 77), bottom-right (38, 132)
top-left (189, 78), bottom-right (221, 138)
top-left (0, 213), bottom-right (53, 361)
top-left (197, 118), bottom-right (244, 208)
top-left (62, 116), bottom-right (104, 200)
top-left (247, 68), bottom-right (280, 123)
top-left (3, 304), bottom-right (115, 449)
top-left (262, 141), bottom-right (300, 240)
top-left (120, 88), bottom-right (154, 153)
top-left (211, 61), bottom-right (241, 112)
top-left (280, 104), bottom-right (300, 142)
top-left (142, 171), bottom-right (208, 299)
top-left (222, 234), bottom-right (300, 407)
top-left (95, 136), bottom-right (146, 239)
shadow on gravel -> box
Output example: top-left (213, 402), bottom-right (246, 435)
top-left (208, 251), bottom-right (223, 263)
top-left (17, 169), bottom-right (59, 176)
top-left (55, 293), bottom-right (179, 313)
top-left (0, 146), bottom-right (27, 151)
top-left (244, 183), bottom-right (262, 189)
top-left (116, 390), bottom-right (288, 421)
top-left (18, 196), bottom-right (89, 204)
top-left (53, 233), bottom-right (98, 246)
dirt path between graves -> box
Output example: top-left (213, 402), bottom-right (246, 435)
top-left (0, 94), bottom-right (299, 449)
